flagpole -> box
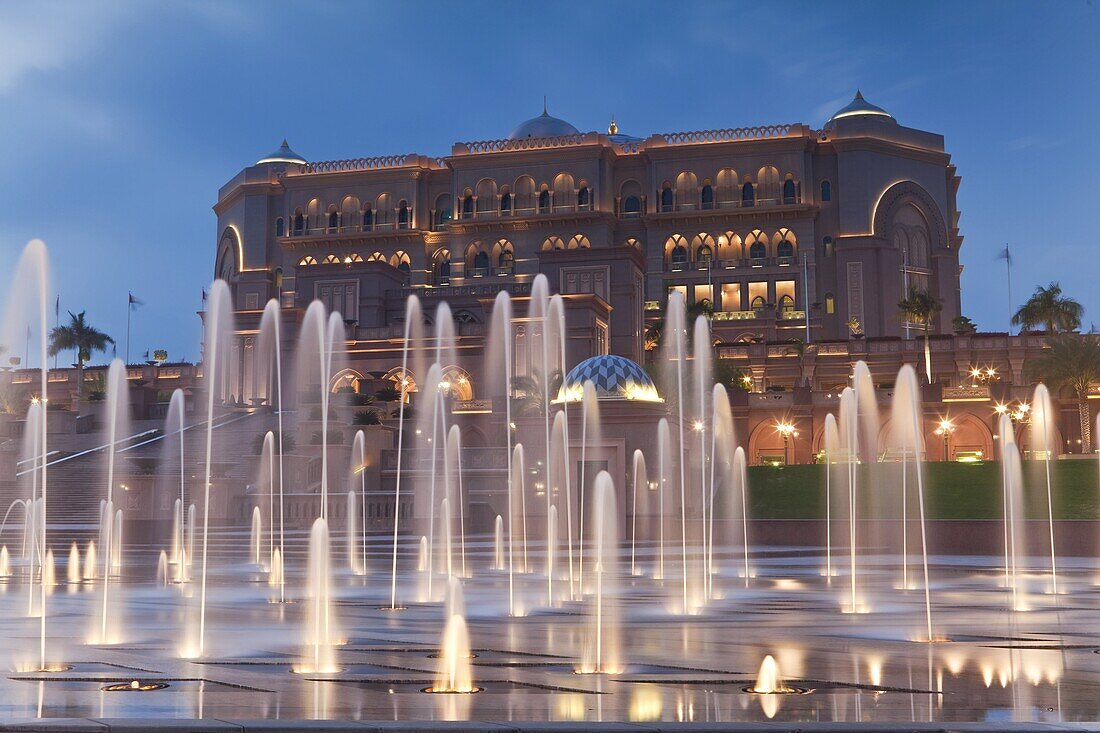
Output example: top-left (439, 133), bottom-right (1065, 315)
top-left (53, 296), bottom-right (59, 370)
top-left (126, 292), bottom-right (132, 365)
top-left (1005, 244), bottom-right (1013, 336)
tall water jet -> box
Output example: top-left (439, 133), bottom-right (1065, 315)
top-left (194, 279), bottom-right (234, 658)
top-left (83, 542), bottom-right (96, 581)
top-left (838, 387), bottom-right (864, 614)
top-left (346, 490), bottom-right (360, 575)
top-left (92, 359), bottom-right (129, 646)
top-left (892, 365), bottom-right (934, 642)
top-left (350, 430), bottom-right (367, 576)
top-left (446, 425), bottom-right (466, 579)
top-left (0, 546), bottom-right (9, 578)
top-left (630, 450), bottom-right (647, 577)
top-left (508, 443), bottom-right (526, 614)
top-left (257, 430), bottom-right (277, 572)
top-left (249, 507), bottom-right (262, 566)
top-left (548, 294), bottom-right (575, 598)
top-left (157, 551), bottom-right (169, 587)
top-left (823, 415), bottom-right (839, 579)
top-left (268, 547), bottom-right (283, 590)
top-left (492, 516), bottom-right (504, 570)
top-left (163, 389), bottom-right (187, 567)
top-left (577, 379), bottom-right (600, 593)
top-left (1030, 384), bottom-right (1059, 595)
top-left (66, 542), bottom-right (79, 585)
top-left (258, 299), bottom-right (286, 600)
top-left (296, 518), bottom-right (339, 674)
top-left (655, 418), bottom-right (672, 580)
top-left (487, 291), bottom-right (517, 606)
top-left (429, 579), bottom-right (477, 694)
top-left (692, 313), bottom-right (713, 605)
top-left (576, 471), bottom-right (621, 674)
top-left (2, 240), bottom-right (51, 670)
top-left (1001, 414), bottom-right (1029, 612)
top-left (388, 295), bottom-right (422, 610)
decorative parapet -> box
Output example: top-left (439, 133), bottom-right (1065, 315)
top-left (712, 310), bottom-right (758, 321)
top-left (654, 124), bottom-right (803, 146)
top-left (453, 132), bottom-right (598, 155)
top-left (294, 154), bottom-right (440, 175)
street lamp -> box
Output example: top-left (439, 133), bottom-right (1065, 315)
top-left (934, 418), bottom-right (956, 461)
top-left (776, 421), bottom-right (799, 465)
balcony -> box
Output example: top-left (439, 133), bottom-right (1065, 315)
top-left (494, 265), bottom-right (514, 277)
top-left (712, 310), bottom-right (758, 321)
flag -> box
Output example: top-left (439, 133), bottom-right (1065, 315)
top-left (128, 292), bottom-right (144, 310)
top-left (54, 295), bottom-right (59, 319)
top-left (201, 287), bottom-right (207, 303)
top-left (996, 245), bottom-right (1012, 266)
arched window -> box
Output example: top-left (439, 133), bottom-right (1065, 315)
top-left (824, 292), bottom-right (836, 314)
top-left (672, 244), bottom-right (687, 268)
top-left (675, 171), bottom-right (698, 209)
top-left (375, 193), bottom-right (392, 226)
top-left (823, 236), bottom-right (834, 257)
top-left (322, 254), bottom-right (340, 264)
top-left (821, 180), bottom-right (831, 202)
top-left (701, 182), bottom-right (714, 210)
top-left (541, 236), bottom-right (564, 251)
top-left (623, 195), bottom-right (641, 217)
top-left (751, 294), bottom-right (767, 310)
top-left (758, 166), bottom-right (780, 203)
top-left (538, 188), bottom-right (550, 213)
top-left (362, 206), bottom-right (373, 231)
top-left (476, 179), bottom-right (498, 214)
top-left (461, 189), bottom-right (474, 218)
top-left (328, 209), bottom-right (339, 230)
top-left (625, 238), bottom-right (641, 248)
top-left (434, 194), bottom-right (452, 229)
top-left (397, 200), bottom-right (409, 229)
top-left (749, 240), bottom-right (766, 260)
top-left (346, 253), bottom-right (363, 263)
top-left (775, 228), bottom-right (796, 260)
top-left (433, 250), bottom-right (451, 286)
top-left (577, 186), bottom-right (590, 209)
top-left (553, 173), bottom-right (574, 211)
top-left (716, 168), bottom-right (738, 206)
top-left (514, 176), bottom-right (536, 213)
top-left (778, 294), bottom-right (795, 314)
top-left (660, 182), bottom-right (674, 212)
top-left (390, 250), bottom-right (411, 272)
top-left (665, 234), bottom-right (689, 270)
top-left (499, 186), bottom-right (512, 215)
top-left (717, 232), bottom-right (741, 264)
top-left (568, 234), bottom-right (590, 249)
top-left (741, 180), bottom-right (755, 207)
top-left (473, 251), bottom-right (489, 274)
top-left (782, 178), bottom-right (798, 205)
top-left (275, 217), bottom-right (284, 237)
top-left (367, 251), bottom-right (385, 262)
top-left (691, 233), bottom-right (715, 268)
top-left (298, 255), bottom-right (317, 266)
top-left (307, 198), bottom-right (322, 229)
top-left (493, 239), bottom-right (514, 271)
top-left (293, 210), bottom-right (305, 235)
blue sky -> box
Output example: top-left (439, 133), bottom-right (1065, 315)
top-left (0, 1), bottom-right (1096, 363)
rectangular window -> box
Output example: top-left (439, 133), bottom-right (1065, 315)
top-left (668, 285), bottom-right (687, 303)
top-left (748, 281), bottom-right (768, 310)
top-left (693, 284), bottom-right (712, 306)
top-left (721, 283), bottom-right (741, 312)
top-left (775, 280), bottom-right (796, 306)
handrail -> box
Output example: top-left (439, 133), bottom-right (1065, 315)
top-left (658, 124), bottom-right (798, 145)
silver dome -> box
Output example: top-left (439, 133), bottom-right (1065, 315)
top-left (828, 91), bottom-right (894, 123)
top-left (257, 139), bottom-right (307, 165)
top-left (508, 107), bottom-right (581, 140)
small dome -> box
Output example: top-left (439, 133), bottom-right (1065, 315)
top-left (508, 104), bottom-right (581, 140)
top-left (827, 91), bottom-right (894, 124)
top-left (558, 355), bottom-right (661, 403)
top-left (257, 139), bottom-right (307, 165)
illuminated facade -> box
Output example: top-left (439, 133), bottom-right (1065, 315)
top-left (210, 95), bottom-right (1096, 470)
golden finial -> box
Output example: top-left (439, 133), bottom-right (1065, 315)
top-left (608, 114), bottom-right (618, 136)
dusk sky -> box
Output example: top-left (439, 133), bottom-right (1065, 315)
top-left (0, 1), bottom-right (1096, 363)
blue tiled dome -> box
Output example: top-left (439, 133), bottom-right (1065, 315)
top-left (558, 355), bottom-right (661, 403)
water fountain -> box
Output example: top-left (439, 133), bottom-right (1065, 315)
top-left (296, 518), bottom-right (339, 674)
top-left (576, 471), bottom-right (621, 675)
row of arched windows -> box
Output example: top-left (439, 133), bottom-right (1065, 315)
top-left (449, 174), bottom-right (592, 223)
top-left (297, 250), bottom-right (411, 271)
top-left (652, 167), bottom-right (800, 213)
top-left (664, 228), bottom-right (798, 270)
top-left (280, 194), bottom-right (411, 237)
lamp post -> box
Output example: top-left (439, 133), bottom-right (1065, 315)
top-left (776, 421), bottom-right (799, 465)
top-left (934, 418), bottom-right (956, 462)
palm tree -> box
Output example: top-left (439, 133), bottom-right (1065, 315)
top-left (510, 368), bottom-right (564, 417)
top-left (48, 310), bottom-right (114, 402)
top-left (645, 299), bottom-right (714, 352)
top-left (897, 287), bottom-right (942, 384)
top-left (1026, 332), bottom-right (1100, 453)
top-left (1012, 282), bottom-right (1083, 333)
